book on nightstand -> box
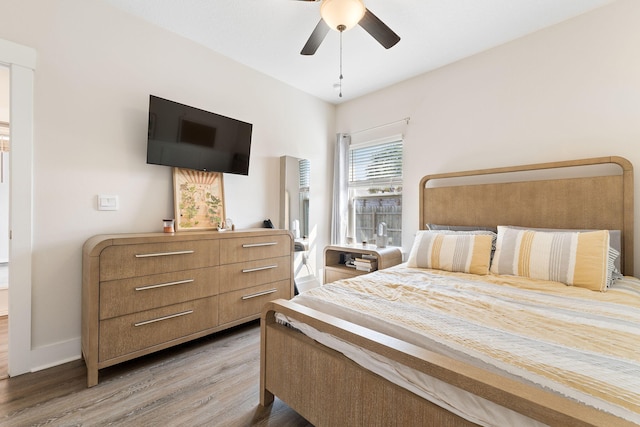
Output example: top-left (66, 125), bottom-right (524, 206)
top-left (354, 256), bottom-right (378, 272)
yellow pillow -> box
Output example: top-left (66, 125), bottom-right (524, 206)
top-left (490, 226), bottom-right (610, 291)
top-left (407, 231), bottom-right (493, 275)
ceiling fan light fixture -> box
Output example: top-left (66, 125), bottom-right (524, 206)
top-left (320, 0), bottom-right (365, 32)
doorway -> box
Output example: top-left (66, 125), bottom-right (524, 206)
top-left (0, 64), bottom-right (9, 380)
top-left (0, 38), bottom-right (36, 379)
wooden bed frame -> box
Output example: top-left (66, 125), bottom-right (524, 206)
top-left (260, 156), bottom-right (636, 426)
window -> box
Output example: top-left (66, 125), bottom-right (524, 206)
top-left (348, 138), bottom-right (403, 247)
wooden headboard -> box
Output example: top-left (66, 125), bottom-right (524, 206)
top-left (419, 156), bottom-right (634, 275)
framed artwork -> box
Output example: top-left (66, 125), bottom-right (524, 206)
top-left (173, 167), bottom-right (225, 231)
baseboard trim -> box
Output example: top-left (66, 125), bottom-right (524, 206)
top-left (30, 337), bottom-right (81, 373)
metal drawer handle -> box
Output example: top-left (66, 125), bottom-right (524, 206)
top-left (135, 279), bottom-right (194, 291)
top-left (135, 250), bottom-right (194, 258)
top-left (241, 288), bottom-right (278, 300)
top-left (242, 242), bottom-right (277, 248)
top-left (134, 310), bottom-right (194, 327)
top-left (242, 264), bottom-right (277, 273)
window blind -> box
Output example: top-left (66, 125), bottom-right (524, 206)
top-left (299, 158), bottom-right (310, 190)
top-left (349, 140), bottom-right (402, 185)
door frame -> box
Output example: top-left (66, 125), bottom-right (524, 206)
top-left (0, 38), bottom-right (36, 376)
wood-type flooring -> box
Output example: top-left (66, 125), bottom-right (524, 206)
top-left (0, 320), bottom-right (313, 426)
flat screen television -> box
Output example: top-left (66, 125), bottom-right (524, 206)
top-left (146, 95), bottom-right (253, 175)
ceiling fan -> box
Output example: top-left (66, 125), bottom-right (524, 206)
top-left (297, 0), bottom-right (401, 55)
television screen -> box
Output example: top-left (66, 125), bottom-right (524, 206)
top-left (146, 95), bottom-right (253, 175)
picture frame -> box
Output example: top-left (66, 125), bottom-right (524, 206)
top-left (173, 167), bottom-right (225, 231)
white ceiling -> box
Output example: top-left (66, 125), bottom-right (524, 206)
top-left (107, 1), bottom-right (613, 104)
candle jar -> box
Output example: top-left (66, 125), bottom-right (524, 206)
top-left (163, 219), bottom-right (175, 233)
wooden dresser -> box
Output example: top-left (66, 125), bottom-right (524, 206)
top-left (82, 229), bottom-right (293, 387)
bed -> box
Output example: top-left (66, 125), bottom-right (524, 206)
top-left (259, 156), bottom-right (639, 426)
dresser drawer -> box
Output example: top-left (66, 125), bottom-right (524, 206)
top-left (218, 256), bottom-right (291, 293)
top-left (99, 296), bottom-right (218, 362)
top-left (218, 280), bottom-right (291, 325)
top-left (99, 267), bottom-right (219, 320)
top-left (219, 235), bottom-right (291, 264)
top-left (99, 240), bottom-right (220, 281)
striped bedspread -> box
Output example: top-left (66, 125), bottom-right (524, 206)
top-left (289, 267), bottom-right (640, 424)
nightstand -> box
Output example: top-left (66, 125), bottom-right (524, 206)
top-left (323, 244), bottom-right (403, 284)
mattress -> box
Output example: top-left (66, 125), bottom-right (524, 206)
top-left (276, 266), bottom-right (640, 426)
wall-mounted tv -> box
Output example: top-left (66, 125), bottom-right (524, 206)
top-left (146, 95), bottom-right (253, 175)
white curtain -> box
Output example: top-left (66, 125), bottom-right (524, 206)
top-left (330, 133), bottom-right (350, 245)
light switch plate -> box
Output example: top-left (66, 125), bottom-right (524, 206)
top-left (97, 195), bottom-right (119, 211)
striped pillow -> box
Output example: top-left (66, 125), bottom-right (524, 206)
top-left (407, 231), bottom-right (493, 275)
top-left (490, 226), bottom-right (611, 291)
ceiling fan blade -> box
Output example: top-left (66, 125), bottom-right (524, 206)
top-left (359, 8), bottom-right (400, 49)
top-left (301, 19), bottom-right (330, 55)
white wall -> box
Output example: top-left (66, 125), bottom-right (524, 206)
top-left (336, 0), bottom-right (640, 275)
top-left (0, 0), bottom-right (334, 369)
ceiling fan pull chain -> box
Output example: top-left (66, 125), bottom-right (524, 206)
top-left (338, 24), bottom-right (345, 98)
